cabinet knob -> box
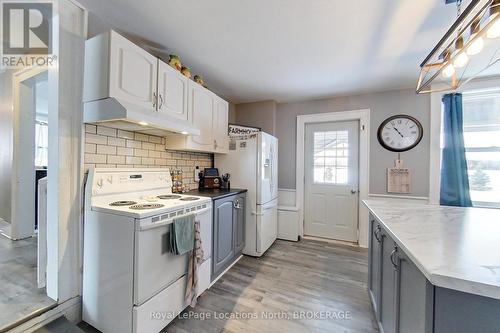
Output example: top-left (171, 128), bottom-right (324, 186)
top-left (153, 92), bottom-right (157, 109)
top-left (390, 247), bottom-right (399, 270)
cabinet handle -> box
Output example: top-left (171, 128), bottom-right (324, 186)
top-left (373, 224), bottom-right (382, 243)
top-left (159, 94), bottom-right (164, 109)
top-left (153, 92), bottom-right (157, 109)
top-left (390, 247), bottom-right (399, 270)
top-left (233, 201), bottom-right (243, 209)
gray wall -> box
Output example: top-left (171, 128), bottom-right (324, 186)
top-left (0, 71), bottom-right (14, 222)
top-left (235, 89), bottom-right (431, 197)
top-left (234, 100), bottom-right (277, 135)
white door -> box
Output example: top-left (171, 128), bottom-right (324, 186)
top-left (213, 97), bottom-right (229, 153)
top-left (157, 60), bottom-right (188, 120)
top-left (188, 81), bottom-right (214, 150)
top-left (109, 31), bottom-right (158, 110)
top-left (257, 132), bottom-right (278, 205)
top-left (304, 121), bottom-right (359, 242)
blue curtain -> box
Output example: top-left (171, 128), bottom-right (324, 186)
top-left (440, 93), bottom-right (472, 207)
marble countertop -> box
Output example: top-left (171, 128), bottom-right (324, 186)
top-left (364, 200), bottom-right (500, 300)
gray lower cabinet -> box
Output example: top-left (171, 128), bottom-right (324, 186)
top-left (397, 250), bottom-right (434, 333)
top-left (379, 230), bottom-right (397, 333)
top-left (368, 215), bottom-right (382, 319)
top-left (369, 216), bottom-right (433, 333)
top-left (212, 192), bottom-right (246, 281)
top-left (369, 215), bottom-right (500, 333)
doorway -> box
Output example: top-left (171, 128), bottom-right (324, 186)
top-left (304, 121), bottom-right (359, 242)
top-left (296, 110), bottom-right (370, 247)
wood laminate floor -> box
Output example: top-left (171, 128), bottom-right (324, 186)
top-left (81, 239), bottom-right (378, 333)
top-left (0, 234), bottom-right (56, 332)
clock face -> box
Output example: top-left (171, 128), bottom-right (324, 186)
top-left (377, 115), bottom-right (423, 152)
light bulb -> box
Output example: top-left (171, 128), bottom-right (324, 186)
top-left (442, 63), bottom-right (455, 78)
top-left (467, 35), bottom-right (484, 55)
top-left (453, 51), bottom-right (469, 68)
top-left (487, 17), bottom-right (500, 38)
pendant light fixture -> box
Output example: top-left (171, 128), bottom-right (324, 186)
top-left (417, 0), bottom-right (500, 93)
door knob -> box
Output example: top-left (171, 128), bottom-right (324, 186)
top-left (350, 189), bottom-right (358, 194)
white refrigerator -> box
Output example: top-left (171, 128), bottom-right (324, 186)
top-left (215, 131), bottom-right (278, 257)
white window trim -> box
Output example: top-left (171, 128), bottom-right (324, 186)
top-left (296, 109), bottom-right (370, 247)
top-left (429, 76), bottom-right (500, 205)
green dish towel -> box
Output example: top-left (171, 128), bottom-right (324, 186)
top-left (170, 214), bottom-right (195, 255)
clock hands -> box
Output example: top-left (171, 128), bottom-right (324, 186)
top-left (392, 126), bottom-right (404, 138)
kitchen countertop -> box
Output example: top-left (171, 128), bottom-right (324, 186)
top-left (187, 188), bottom-right (247, 200)
top-left (364, 200), bottom-right (500, 300)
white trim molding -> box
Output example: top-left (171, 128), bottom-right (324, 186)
top-left (296, 109), bottom-right (370, 247)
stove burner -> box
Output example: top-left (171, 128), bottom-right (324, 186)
top-left (157, 194), bottom-right (182, 200)
top-left (129, 203), bottom-right (164, 210)
top-left (110, 201), bottom-right (137, 207)
top-left (179, 197), bottom-right (200, 201)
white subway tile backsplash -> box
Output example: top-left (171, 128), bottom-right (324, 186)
top-left (96, 145), bottom-right (117, 155)
top-left (97, 126), bottom-right (117, 137)
top-left (86, 134), bottom-right (108, 145)
top-left (134, 133), bottom-right (149, 142)
top-left (142, 142), bottom-right (155, 150)
top-left (85, 143), bottom-right (96, 154)
top-left (117, 147), bottom-right (134, 156)
top-left (134, 149), bottom-right (149, 157)
top-left (85, 128), bottom-right (213, 189)
top-left (107, 155), bottom-right (125, 164)
top-left (126, 156), bottom-right (141, 165)
top-left (117, 130), bottom-right (135, 140)
top-left (149, 136), bottom-right (162, 144)
top-left (85, 153), bottom-right (106, 164)
top-left (85, 124), bottom-right (97, 134)
top-left (107, 137), bottom-right (126, 147)
top-left (126, 140), bottom-right (142, 149)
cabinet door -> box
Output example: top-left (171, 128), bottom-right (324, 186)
top-left (233, 194), bottom-right (246, 255)
top-left (380, 233), bottom-right (397, 333)
top-left (212, 197), bottom-right (235, 279)
top-left (397, 251), bottom-right (433, 333)
top-left (213, 97), bottom-right (229, 153)
top-left (109, 31), bottom-right (157, 110)
top-left (188, 81), bottom-right (214, 150)
top-left (368, 216), bottom-right (382, 320)
top-left (157, 61), bottom-right (188, 120)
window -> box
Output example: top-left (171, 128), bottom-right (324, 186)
top-left (462, 90), bottom-right (500, 208)
top-left (313, 130), bottom-right (349, 184)
top-left (35, 121), bottom-right (48, 167)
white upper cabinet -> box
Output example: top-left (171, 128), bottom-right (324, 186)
top-left (188, 80), bottom-right (215, 150)
top-left (213, 96), bottom-right (229, 153)
top-left (84, 30), bottom-right (229, 153)
top-left (166, 81), bottom-right (230, 154)
top-left (84, 30), bottom-right (157, 110)
top-left (157, 61), bottom-right (188, 121)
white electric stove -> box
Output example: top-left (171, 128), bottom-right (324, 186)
top-left (83, 168), bottom-right (212, 333)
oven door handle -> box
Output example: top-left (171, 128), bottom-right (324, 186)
top-left (138, 207), bottom-right (212, 231)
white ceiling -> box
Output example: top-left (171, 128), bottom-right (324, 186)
top-left (78, 0), bottom-right (458, 103)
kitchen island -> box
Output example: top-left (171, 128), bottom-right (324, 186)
top-left (364, 200), bottom-right (500, 333)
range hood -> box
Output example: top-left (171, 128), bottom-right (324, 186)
top-left (83, 98), bottom-right (200, 137)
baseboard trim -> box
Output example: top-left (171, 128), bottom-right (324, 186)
top-left (209, 255), bottom-right (243, 288)
top-left (302, 235), bottom-right (361, 248)
top-left (7, 297), bottom-right (81, 333)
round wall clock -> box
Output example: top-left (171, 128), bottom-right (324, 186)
top-left (377, 115), bottom-right (423, 152)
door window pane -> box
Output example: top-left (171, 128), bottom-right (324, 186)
top-left (462, 90), bottom-right (500, 207)
top-left (313, 131), bottom-right (349, 184)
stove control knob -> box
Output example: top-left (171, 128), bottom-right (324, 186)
top-left (107, 175), bottom-right (113, 184)
top-left (96, 178), bottom-right (104, 188)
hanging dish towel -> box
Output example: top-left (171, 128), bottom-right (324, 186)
top-left (170, 214), bottom-right (195, 256)
top-left (185, 219), bottom-right (204, 307)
